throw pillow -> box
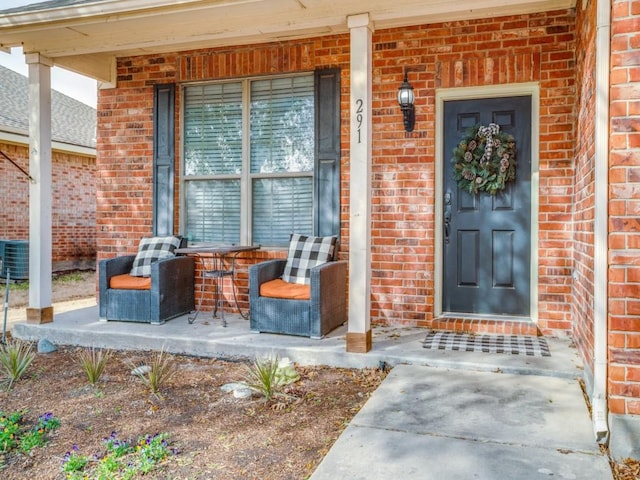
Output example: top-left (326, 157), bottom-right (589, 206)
top-left (129, 235), bottom-right (182, 277)
top-left (281, 234), bottom-right (337, 285)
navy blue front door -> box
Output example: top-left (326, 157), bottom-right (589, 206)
top-left (443, 96), bottom-right (532, 316)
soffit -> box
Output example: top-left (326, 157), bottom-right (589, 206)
top-left (0, 0), bottom-right (576, 82)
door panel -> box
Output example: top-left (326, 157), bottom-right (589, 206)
top-left (492, 230), bottom-right (515, 287)
top-left (443, 96), bottom-right (532, 316)
top-left (457, 230), bottom-right (479, 286)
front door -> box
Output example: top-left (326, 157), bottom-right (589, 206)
top-left (442, 96), bottom-right (532, 316)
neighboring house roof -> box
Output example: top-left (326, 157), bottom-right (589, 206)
top-left (0, 64), bottom-right (96, 149)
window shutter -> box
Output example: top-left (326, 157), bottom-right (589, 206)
top-left (314, 69), bottom-right (341, 237)
top-left (153, 84), bottom-right (175, 236)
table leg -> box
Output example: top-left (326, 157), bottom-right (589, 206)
top-left (188, 269), bottom-right (206, 325)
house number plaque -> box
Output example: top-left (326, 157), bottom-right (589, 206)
top-left (355, 98), bottom-right (364, 144)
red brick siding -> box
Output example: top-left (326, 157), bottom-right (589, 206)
top-left (370, 11), bottom-right (576, 332)
top-left (0, 141), bottom-right (96, 271)
top-left (96, 68), bottom-right (163, 257)
top-left (571, 0), bottom-right (597, 388)
top-left (97, 10), bottom-right (577, 327)
top-left (0, 143), bottom-right (30, 241)
top-left (608, 0), bottom-right (640, 415)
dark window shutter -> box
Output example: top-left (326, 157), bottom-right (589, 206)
top-left (314, 68), bottom-right (341, 238)
top-left (153, 83), bottom-right (175, 236)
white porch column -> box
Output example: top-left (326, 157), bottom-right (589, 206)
top-left (25, 53), bottom-right (54, 323)
top-left (346, 13), bottom-right (373, 353)
top-left (591, 0), bottom-right (611, 445)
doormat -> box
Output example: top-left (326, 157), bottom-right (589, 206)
top-left (423, 332), bottom-right (551, 357)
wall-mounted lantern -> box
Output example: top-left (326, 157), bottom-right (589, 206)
top-left (397, 72), bottom-right (415, 132)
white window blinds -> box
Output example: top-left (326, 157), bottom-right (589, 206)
top-left (183, 75), bottom-right (314, 246)
top-left (250, 76), bottom-right (314, 246)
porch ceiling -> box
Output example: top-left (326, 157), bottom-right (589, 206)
top-left (0, 0), bottom-right (575, 83)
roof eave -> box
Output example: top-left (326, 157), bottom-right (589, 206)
top-left (0, 0), bottom-right (577, 83)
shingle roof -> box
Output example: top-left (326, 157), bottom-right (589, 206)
top-left (0, 65), bottom-right (96, 149)
top-left (0, 0), bottom-right (100, 15)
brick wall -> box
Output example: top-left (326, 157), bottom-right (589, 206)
top-left (0, 141), bottom-right (97, 272)
top-left (369, 11), bottom-right (577, 333)
top-left (571, 0), bottom-right (597, 389)
top-left (0, 143), bottom-right (29, 241)
top-left (608, 0), bottom-right (640, 416)
top-left (97, 9), bottom-right (577, 330)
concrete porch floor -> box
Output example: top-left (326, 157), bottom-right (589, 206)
top-left (10, 302), bottom-right (583, 379)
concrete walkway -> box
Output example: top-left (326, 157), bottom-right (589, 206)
top-left (9, 304), bottom-right (613, 479)
top-left (311, 365), bottom-right (612, 479)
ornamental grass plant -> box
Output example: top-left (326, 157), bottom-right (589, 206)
top-left (77, 346), bottom-right (112, 387)
top-left (0, 339), bottom-right (35, 390)
top-left (243, 354), bottom-right (282, 401)
top-left (128, 348), bottom-right (177, 397)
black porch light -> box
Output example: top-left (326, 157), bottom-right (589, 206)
top-left (397, 72), bottom-right (415, 132)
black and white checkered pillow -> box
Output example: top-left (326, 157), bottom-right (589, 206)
top-left (282, 234), bottom-right (337, 285)
top-left (130, 236), bottom-right (182, 277)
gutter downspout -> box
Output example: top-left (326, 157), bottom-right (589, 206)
top-left (592, 0), bottom-right (611, 444)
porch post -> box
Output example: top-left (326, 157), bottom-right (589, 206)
top-left (25, 53), bottom-right (54, 324)
top-left (346, 13), bottom-right (373, 353)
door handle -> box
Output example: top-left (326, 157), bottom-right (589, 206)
top-left (444, 210), bottom-right (451, 244)
top-left (444, 190), bottom-right (452, 244)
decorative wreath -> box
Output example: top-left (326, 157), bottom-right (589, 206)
top-left (451, 123), bottom-right (516, 195)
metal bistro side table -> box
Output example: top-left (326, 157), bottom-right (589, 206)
top-left (176, 245), bottom-right (259, 326)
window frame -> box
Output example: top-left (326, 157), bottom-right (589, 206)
top-left (180, 72), bottom-right (316, 247)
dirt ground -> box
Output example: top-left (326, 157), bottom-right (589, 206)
top-left (0, 346), bottom-right (386, 479)
top-left (0, 271), bottom-right (387, 479)
top-left (4, 270), bottom-right (97, 308)
top-left (1, 271), bottom-right (638, 479)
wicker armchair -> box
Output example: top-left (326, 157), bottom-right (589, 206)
top-left (249, 235), bottom-right (346, 338)
top-left (99, 237), bottom-right (195, 324)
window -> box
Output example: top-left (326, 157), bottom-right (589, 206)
top-left (183, 82), bottom-right (243, 243)
top-left (250, 76), bottom-right (315, 245)
top-left (183, 75), bottom-right (315, 247)
top-left (177, 69), bottom-right (340, 247)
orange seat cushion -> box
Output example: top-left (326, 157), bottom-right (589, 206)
top-left (260, 279), bottom-right (310, 300)
top-left (110, 273), bottom-right (152, 290)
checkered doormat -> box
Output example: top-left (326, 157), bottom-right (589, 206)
top-left (423, 332), bottom-right (551, 357)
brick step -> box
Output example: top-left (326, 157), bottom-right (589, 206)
top-left (429, 316), bottom-right (541, 336)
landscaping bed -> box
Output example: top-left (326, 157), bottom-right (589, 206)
top-left (0, 345), bottom-right (385, 479)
